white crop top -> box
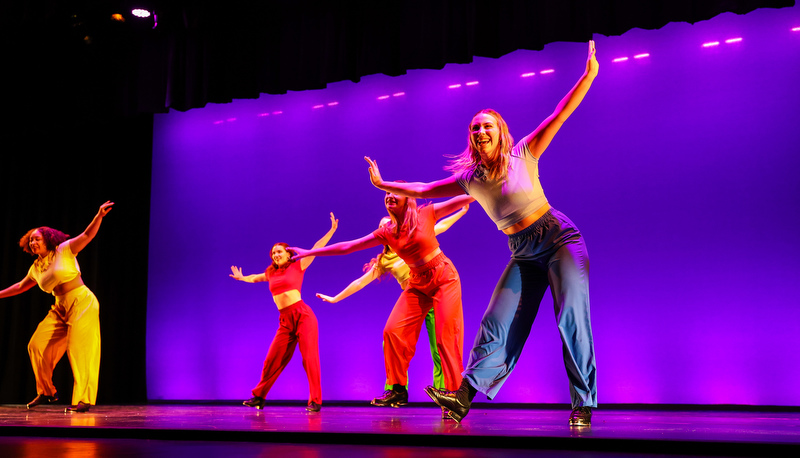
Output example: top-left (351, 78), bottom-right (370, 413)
top-left (26, 241), bottom-right (81, 294)
top-left (455, 142), bottom-right (548, 230)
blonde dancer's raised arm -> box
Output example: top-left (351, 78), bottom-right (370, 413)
top-left (522, 41), bottom-right (599, 159)
top-left (316, 267), bottom-right (382, 303)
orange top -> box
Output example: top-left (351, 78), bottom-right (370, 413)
top-left (372, 205), bottom-right (439, 266)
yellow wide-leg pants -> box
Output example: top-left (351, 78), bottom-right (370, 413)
top-left (28, 285), bottom-right (101, 405)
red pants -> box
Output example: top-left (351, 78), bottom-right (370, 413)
top-left (252, 301), bottom-right (321, 406)
top-left (383, 253), bottom-right (464, 391)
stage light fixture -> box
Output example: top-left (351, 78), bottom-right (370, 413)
top-left (130, 6), bottom-right (158, 29)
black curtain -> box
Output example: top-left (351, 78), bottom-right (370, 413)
top-left (1, 0), bottom-right (793, 404)
top-left (0, 113), bottom-right (153, 405)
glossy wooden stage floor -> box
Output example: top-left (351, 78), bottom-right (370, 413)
top-left (1, 403), bottom-right (798, 457)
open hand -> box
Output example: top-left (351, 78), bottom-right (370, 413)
top-left (365, 156), bottom-right (384, 188)
top-left (316, 293), bottom-right (338, 303)
top-left (288, 247), bottom-right (310, 261)
top-left (97, 201), bottom-right (114, 217)
top-left (586, 40), bottom-right (598, 77)
top-left (230, 265), bottom-right (244, 280)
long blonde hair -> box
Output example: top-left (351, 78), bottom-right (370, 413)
top-left (445, 109), bottom-right (515, 181)
top-left (384, 190), bottom-right (420, 239)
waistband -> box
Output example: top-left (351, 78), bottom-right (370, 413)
top-left (507, 208), bottom-right (555, 241)
top-left (409, 252), bottom-right (448, 274)
top-left (278, 300), bottom-right (307, 314)
top-left (54, 284), bottom-right (90, 300)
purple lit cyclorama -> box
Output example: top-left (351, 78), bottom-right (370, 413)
top-left (147, 6), bottom-right (800, 405)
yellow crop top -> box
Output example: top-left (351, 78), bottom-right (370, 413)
top-left (376, 249), bottom-right (410, 287)
top-left (26, 241), bottom-right (81, 295)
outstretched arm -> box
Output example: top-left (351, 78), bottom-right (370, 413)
top-left (0, 276), bottom-right (37, 300)
top-left (316, 267), bottom-right (381, 303)
top-left (290, 232), bottom-right (382, 261)
top-left (434, 203), bottom-right (470, 235)
top-left (432, 195), bottom-right (475, 222)
top-left (522, 40), bottom-right (599, 159)
top-left (229, 266), bottom-right (267, 283)
top-left (300, 212), bottom-right (339, 270)
top-left (69, 201), bottom-right (114, 255)
top-left (366, 157), bottom-right (465, 199)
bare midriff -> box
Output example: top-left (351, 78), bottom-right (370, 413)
top-left (407, 247), bottom-right (443, 269)
top-left (53, 276), bottom-right (85, 297)
top-left (273, 289), bottom-right (302, 310)
top-left (502, 203), bottom-right (551, 235)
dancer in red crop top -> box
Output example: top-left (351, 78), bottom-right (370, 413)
top-left (230, 212), bottom-right (337, 412)
top-left (290, 193), bottom-right (473, 408)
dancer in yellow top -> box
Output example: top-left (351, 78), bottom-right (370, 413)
top-left (0, 201), bottom-right (113, 413)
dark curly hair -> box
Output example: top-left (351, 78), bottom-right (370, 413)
top-left (19, 227), bottom-right (70, 255)
top-left (265, 242), bottom-right (296, 275)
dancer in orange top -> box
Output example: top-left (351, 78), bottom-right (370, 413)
top-left (291, 193), bottom-right (472, 408)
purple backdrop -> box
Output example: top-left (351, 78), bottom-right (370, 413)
top-left (147, 6), bottom-right (800, 405)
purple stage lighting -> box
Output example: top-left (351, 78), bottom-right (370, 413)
top-left (148, 4), bottom-right (800, 406)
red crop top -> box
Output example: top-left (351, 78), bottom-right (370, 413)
top-left (372, 205), bottom-right (440, 266)
top-left (265, 261), bottom-right (305, 295)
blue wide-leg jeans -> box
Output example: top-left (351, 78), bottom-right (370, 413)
top-left (463, 208), bottom-right (597, 409)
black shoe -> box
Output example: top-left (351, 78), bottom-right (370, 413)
top-left (65, 402), bottom-right (90, 413)
top-left (243, 396), bottom-right (266, 409)
top-left (306, 401), bottom-right (321, 412)
top-left (424, 384), bottom-right (471, 423)
top-left (27, 393), bottom-right (59, 409)
top-left (569, 406), bottom-right (592, 426)
top-left (371, 389), bottom-right (408, 407)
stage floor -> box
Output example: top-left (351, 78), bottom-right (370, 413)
top-left (1, 403), bottom-right (799, 457)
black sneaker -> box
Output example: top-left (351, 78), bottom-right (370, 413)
top-left (569, 406), bottom-right (592, 426)
top-left (370, 389), bottom-right (408, 407)
top-left (306, 401), bottom-right (321, 412)
top-left (65, 402), bottom-right (90, 413)
top-left (243, 396), bottom-right (266, 409)
top-left (424, 386), bottom-right (470, 422)
top-left (27, 393), bottom-right (59, 409)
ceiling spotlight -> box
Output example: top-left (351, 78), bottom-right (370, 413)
top-left (130, 8), bottom-right (158, 29)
